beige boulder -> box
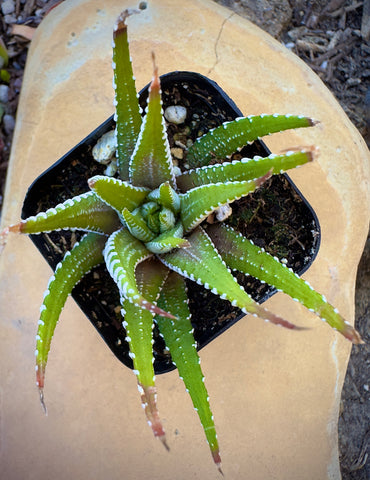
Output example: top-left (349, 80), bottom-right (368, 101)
top-left (0, 1), bottom-right (369, 479)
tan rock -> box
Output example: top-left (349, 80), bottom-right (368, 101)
top-left (0, 1), bottom-right (369, 479)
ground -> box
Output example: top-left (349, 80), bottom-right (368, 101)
top-left (0, 0), bottom-right (369, 478)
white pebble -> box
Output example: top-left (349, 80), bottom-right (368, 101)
top-left (92, 130), bottom-right (117, 164)
top-left (4, 14), bottom-right (16, 24)
top-left (0, 85), bottom-right (9, 103)
top-left (1, 1), bottom-right (15, 16)
top-left (3, 114), bottom-right (15, 134)
top-left (164, 105), bottom-right (187, 125)
top-left (215, 204), bottom-right (232, 222)
top-left (104, 160), bottom-right (118, 177)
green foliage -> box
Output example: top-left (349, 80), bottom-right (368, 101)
top-left (0, 8), bottom-right (362, 472)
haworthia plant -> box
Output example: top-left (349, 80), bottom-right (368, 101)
top-left (0, 8), bottom-right (363, 473)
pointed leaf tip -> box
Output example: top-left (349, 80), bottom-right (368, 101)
top-left (253, 304), bottom-right (299, 330)
top-left (308, 118), bottom-right (320, 127)
top-left (343, 323), bottom-right (364, 344)
top-left (255, 170), bottom-right (272, 187)
top-left (279, 145), bottom-right (319, 162)
top-left (160, 436), bottom-right (170, 452)
top-left (115, 8), bottom-right (141, 33)
top-left (212, 450), bottom-right (223, 475)
top-left (39, 388), bottom-right (48, 416)
top-left (149, 51), bottom-right (160, 94)
top-left (140, 300), bottom-right (176, 319)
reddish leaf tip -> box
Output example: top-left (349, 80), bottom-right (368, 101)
top-left (255, 170), bottom-right (272, 188)
top-left (1, 223), bottom-right (22, 249)
top-left (343, 324), bottom-right (364, 344)
top-left (115, 8), bottom-right (141, 35)
top-left (308, 118), bottom-right (320, 127)
top-left (254, 305), bottom-right (298, 329)
top-left (141, 300), bottom-right (176, 319)
top-left (150, 51), bottom-right (160, 93)
top-left (212, 450), bottom-right (223, 475)
top-left (279, 145), bottom-right (319, 162)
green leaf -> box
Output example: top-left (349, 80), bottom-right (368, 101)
top-left (10, 191), bottom-right (120, 236)
top-left (208, 224), bottom-right (363, 343)
top-left (0, 37), bottom-right (8, 69)
top-left (0, 69), bottom-right (10, 83)
top-left (147, 181), bottom-right (181, 213)
top-left (129, 59), bottom-right (175, 189)
top-left (121, 207), bottom-right (156, 242)
top-left (145, 222), bottom-right (189, 253)
top-left (113, 10), bottom-right (142, 179)
top-left (122, 258), bottom-right (169, 444)
top-left (88, 175), bottom-right (149, 214)
top-left (160, 226), bottom-right (298, 329)
top-left (187, 114), bottom-right (315, 168)
top-left (156, 272), bottom-right (222, 470)
top-left (180, 175), bottom-right (269, 233)
top-left (176, 148), bottom-right (315, 191)
top-left (104, 228), bottom-right (174, 318)
top-left (35, 233), bottom-right (106, 410)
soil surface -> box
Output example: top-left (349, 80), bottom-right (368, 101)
top-left (0, 0), bottom-right (369, 478)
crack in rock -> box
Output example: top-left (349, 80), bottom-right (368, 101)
top-left (207, 12), bottom-right (235, 75)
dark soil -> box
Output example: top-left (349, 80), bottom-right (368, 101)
top-left (0, 0), bottom-right (369, 478)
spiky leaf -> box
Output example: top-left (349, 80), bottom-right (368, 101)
top-left (129, 60), bottom-right (175, 189)
top-left (160, 226), bottom-right (297, 329)
top-left (35, 233), bottom-right (106, 408)
top-left (187, 114), bottom-right (315, 167)
top-left (180, 175), bottom-right (269, 233)
top-left (10, 191), bottom-right (120, 236)
top-left (104, 228), bottom-right (173, 318)
top-left (176, 149), bottom-right (315, 191)
top-left (147, 181), bottom-right (181, 213)
top-left (208, 224), bottom-right (363, 343)
top-left (122, 259), bottom-right (169, 443)
top-left (145, 222), bottom-right (189, 253)
top-left (121, 207), bottom-right (156, 242)
top-left (113, 9), bottom-right (142, 179)
top-left (88, 175), bottom-right (149, 214)
top-left (156, 272), bottom-right (221, 470)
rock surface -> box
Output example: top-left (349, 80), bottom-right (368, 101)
top-left (0, 1), bottom-right (369, 479)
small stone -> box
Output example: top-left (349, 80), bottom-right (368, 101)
top-left (3, 114), bottom-right (15, 134)
top-left (1, 0), bottom-right (15, 16)
top-left (4, 14), bottom-right (16, 24)
top-left (0, 85), bottom-right (9, 103)
top-left (171, 147), bottom-right (184, 160)
top-left (92, 129), bottom-right (117, 164)
top-left (215, 204), bottom-right (232, 222)
top-left (164, 105), bottom-right (187, 124)
top-left (104, 160), bottom-right (117, 176)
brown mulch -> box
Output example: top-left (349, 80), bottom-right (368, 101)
top-left (0, 0), bottom-right (369, 478)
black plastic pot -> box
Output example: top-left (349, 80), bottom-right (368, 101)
top-left (22, 71), bottom-right (320, 374)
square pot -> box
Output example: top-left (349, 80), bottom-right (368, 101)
top-left (21, 71), bottom-right (320, 374)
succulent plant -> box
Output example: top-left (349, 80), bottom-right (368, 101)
top-left (0, 8), bottom-right (362, 472)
